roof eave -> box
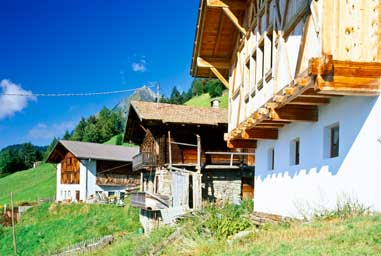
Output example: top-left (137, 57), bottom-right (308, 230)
top-left (191, 0), bottom-right (207, 77)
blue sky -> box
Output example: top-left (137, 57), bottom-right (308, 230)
top-left (0, 0), bottom-right (198, 149)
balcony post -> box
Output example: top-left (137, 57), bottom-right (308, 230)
top-left (196, 134), bottom-right (201, 173)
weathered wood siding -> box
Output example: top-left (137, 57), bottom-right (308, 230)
top-left (61, 152), bottom-right (80, 184)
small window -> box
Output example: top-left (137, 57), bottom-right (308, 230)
top-left (330, 125), bottom-right (340, 158)
top-left (324, 123), bottom-right (340, 158)
top-left (268, 147), bottom-right (275, 170)
top-left (108, 191), bottom-right (115, 197)
top-left (290, 138), bottom-right (300, 166)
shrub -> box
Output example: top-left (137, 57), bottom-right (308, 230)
top-left (202, 201), bottom-right (253, 239)
top-left (314, 197), bottom-right (370, 220)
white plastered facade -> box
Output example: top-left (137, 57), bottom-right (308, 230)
top-left (254, 95), bottom-right (381, 217)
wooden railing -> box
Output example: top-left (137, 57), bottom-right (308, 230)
top-left (132, 152), bottom-right (157, 171)
top-left (96, 174), bottom-right (139, 186)
top-left (204, 152), bottom-right (255, 166)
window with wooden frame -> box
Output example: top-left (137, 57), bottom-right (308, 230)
top-left (290, 138), bottom-right (300, 166)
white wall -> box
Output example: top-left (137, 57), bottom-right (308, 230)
top-left (56, 159), bottom-right (127, 202)
top-left (254, 95), bottom-right (381, 217)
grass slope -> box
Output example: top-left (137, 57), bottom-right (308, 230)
top-left (0, 203), bottom-right (140, 255)
top-left (0, 163), bottom-right (56, 205)
top-left (185, 93), bottom-right (228, 108)
top-left (93, 203), bottom-right (381, 256)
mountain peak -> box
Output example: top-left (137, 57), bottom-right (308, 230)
top-left (112, 86), bottom-right (157, 117)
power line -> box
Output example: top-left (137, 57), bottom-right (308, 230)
top-left (0, 85), bottom-right (155, 97)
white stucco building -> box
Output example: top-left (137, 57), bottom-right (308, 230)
top-left (47, 140), bottom-right (139, 202)
top-left (254, 96), bottom-right (381, 217)
top-left (190, 0), bottom-right (381, 217)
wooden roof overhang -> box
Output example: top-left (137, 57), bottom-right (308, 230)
top-left (47, 142), bottom-right (70, 163)
top-left (226, 55), bottom-right (381, 146)
top-left (191, 0), bottom-right (247, 87)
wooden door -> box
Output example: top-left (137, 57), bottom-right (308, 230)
top-left (75, 191), bottom-right (80, 202)
top-left (241, 177), bottom-right (254, 200)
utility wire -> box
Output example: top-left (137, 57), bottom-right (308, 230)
top-left (0, 85), bottom-right (155, 97)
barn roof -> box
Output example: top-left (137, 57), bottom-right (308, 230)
top-left (130, 100), bottom-right (227, 125)
top-left (46, 140), bottom-right (139, 163)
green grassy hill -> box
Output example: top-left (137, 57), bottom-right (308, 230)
top-left (103, 134), bottom-right (137, 147)
top-left (0, 163), bottom-right (56, 205)
top-left (0, 202), bottom-right (140, 255)
top-left (185, 92), bottom-right (228, 108)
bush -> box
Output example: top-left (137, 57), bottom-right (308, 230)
top-left (115, 134), bottom-right (123, 145)
top-left (202, 201), bottom-right (253, 239)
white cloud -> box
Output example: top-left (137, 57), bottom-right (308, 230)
top-left (131, 59), bottom-right (147, 72)
top-left (27, 121), bottom-right (76, 140)
top-left (0, 79), bottom-right (36, 119)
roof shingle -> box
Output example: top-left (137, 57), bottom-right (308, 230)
top-left (130, 101), bottom-right (227, 125)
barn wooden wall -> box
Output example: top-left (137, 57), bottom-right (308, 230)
top-left (61, 152), bottom-right (80, 184)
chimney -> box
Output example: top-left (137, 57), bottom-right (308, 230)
top-left (210, 98), bottom-right (220, 109)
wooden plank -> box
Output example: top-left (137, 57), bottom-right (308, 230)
top-left (207, 0), bottom-right (247, 10)
top-left (271, 105), bottom-right (318, 122)
top-left (302, 88), bottom-right (339, 98)
top-left (242, 128), bottom-right (278, 140)
top-left (227, 139), bottom-right (257, 149)
top-left (289, 97), bottom-right (330, 105)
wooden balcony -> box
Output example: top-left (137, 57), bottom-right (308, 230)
top-left (96, 173), bottom-right (139, 187)
top-left (130, 191), bottom-right (171, 210)
top-left (132, 152), bottom-right (157, 171)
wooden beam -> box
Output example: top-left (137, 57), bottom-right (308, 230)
top-left (197, 57), bottom-right (230, 88)
top-left (271, 105), bottom-right (318, 122)
top-left (309, 55), bottom-right (333, 76)
top-left (289, 97), bottom-right (330, 105)
top-left (302, 88), bottom-right (339, 98)
top-left (221, 7), bottom-right (247, 35)
top-left (227, 139), bottom-right (257, 149)
top-left (316, 75), bottom-right (381, 96)
top-left (242, 128), bottom-right (278, 140)
top-left (197, 57), bottom-right (231, 69)
top-left (314, 60), bottom-right (381, 96)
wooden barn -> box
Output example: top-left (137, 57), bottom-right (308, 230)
top-left (191, 0), bottom-right (381, 217)
top-left (47, 140), bottom-right (139, 202)
top-left (124, 101), bottom-right (254, 232)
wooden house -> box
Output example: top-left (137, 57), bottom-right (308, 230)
top-left (191, 0), bottom-right (381, 217)
top-left (124, 101), bottom-right (254, 232)
top-left (47, 140), bottom-right (139, 202)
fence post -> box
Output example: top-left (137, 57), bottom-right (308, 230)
top-left (168, 131), bottom-right (172, 168)
top-left (10, 192), bottom-right (17, 256)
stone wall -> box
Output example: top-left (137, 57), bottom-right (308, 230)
top-left (202, 169), bottom-right (253, 203)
